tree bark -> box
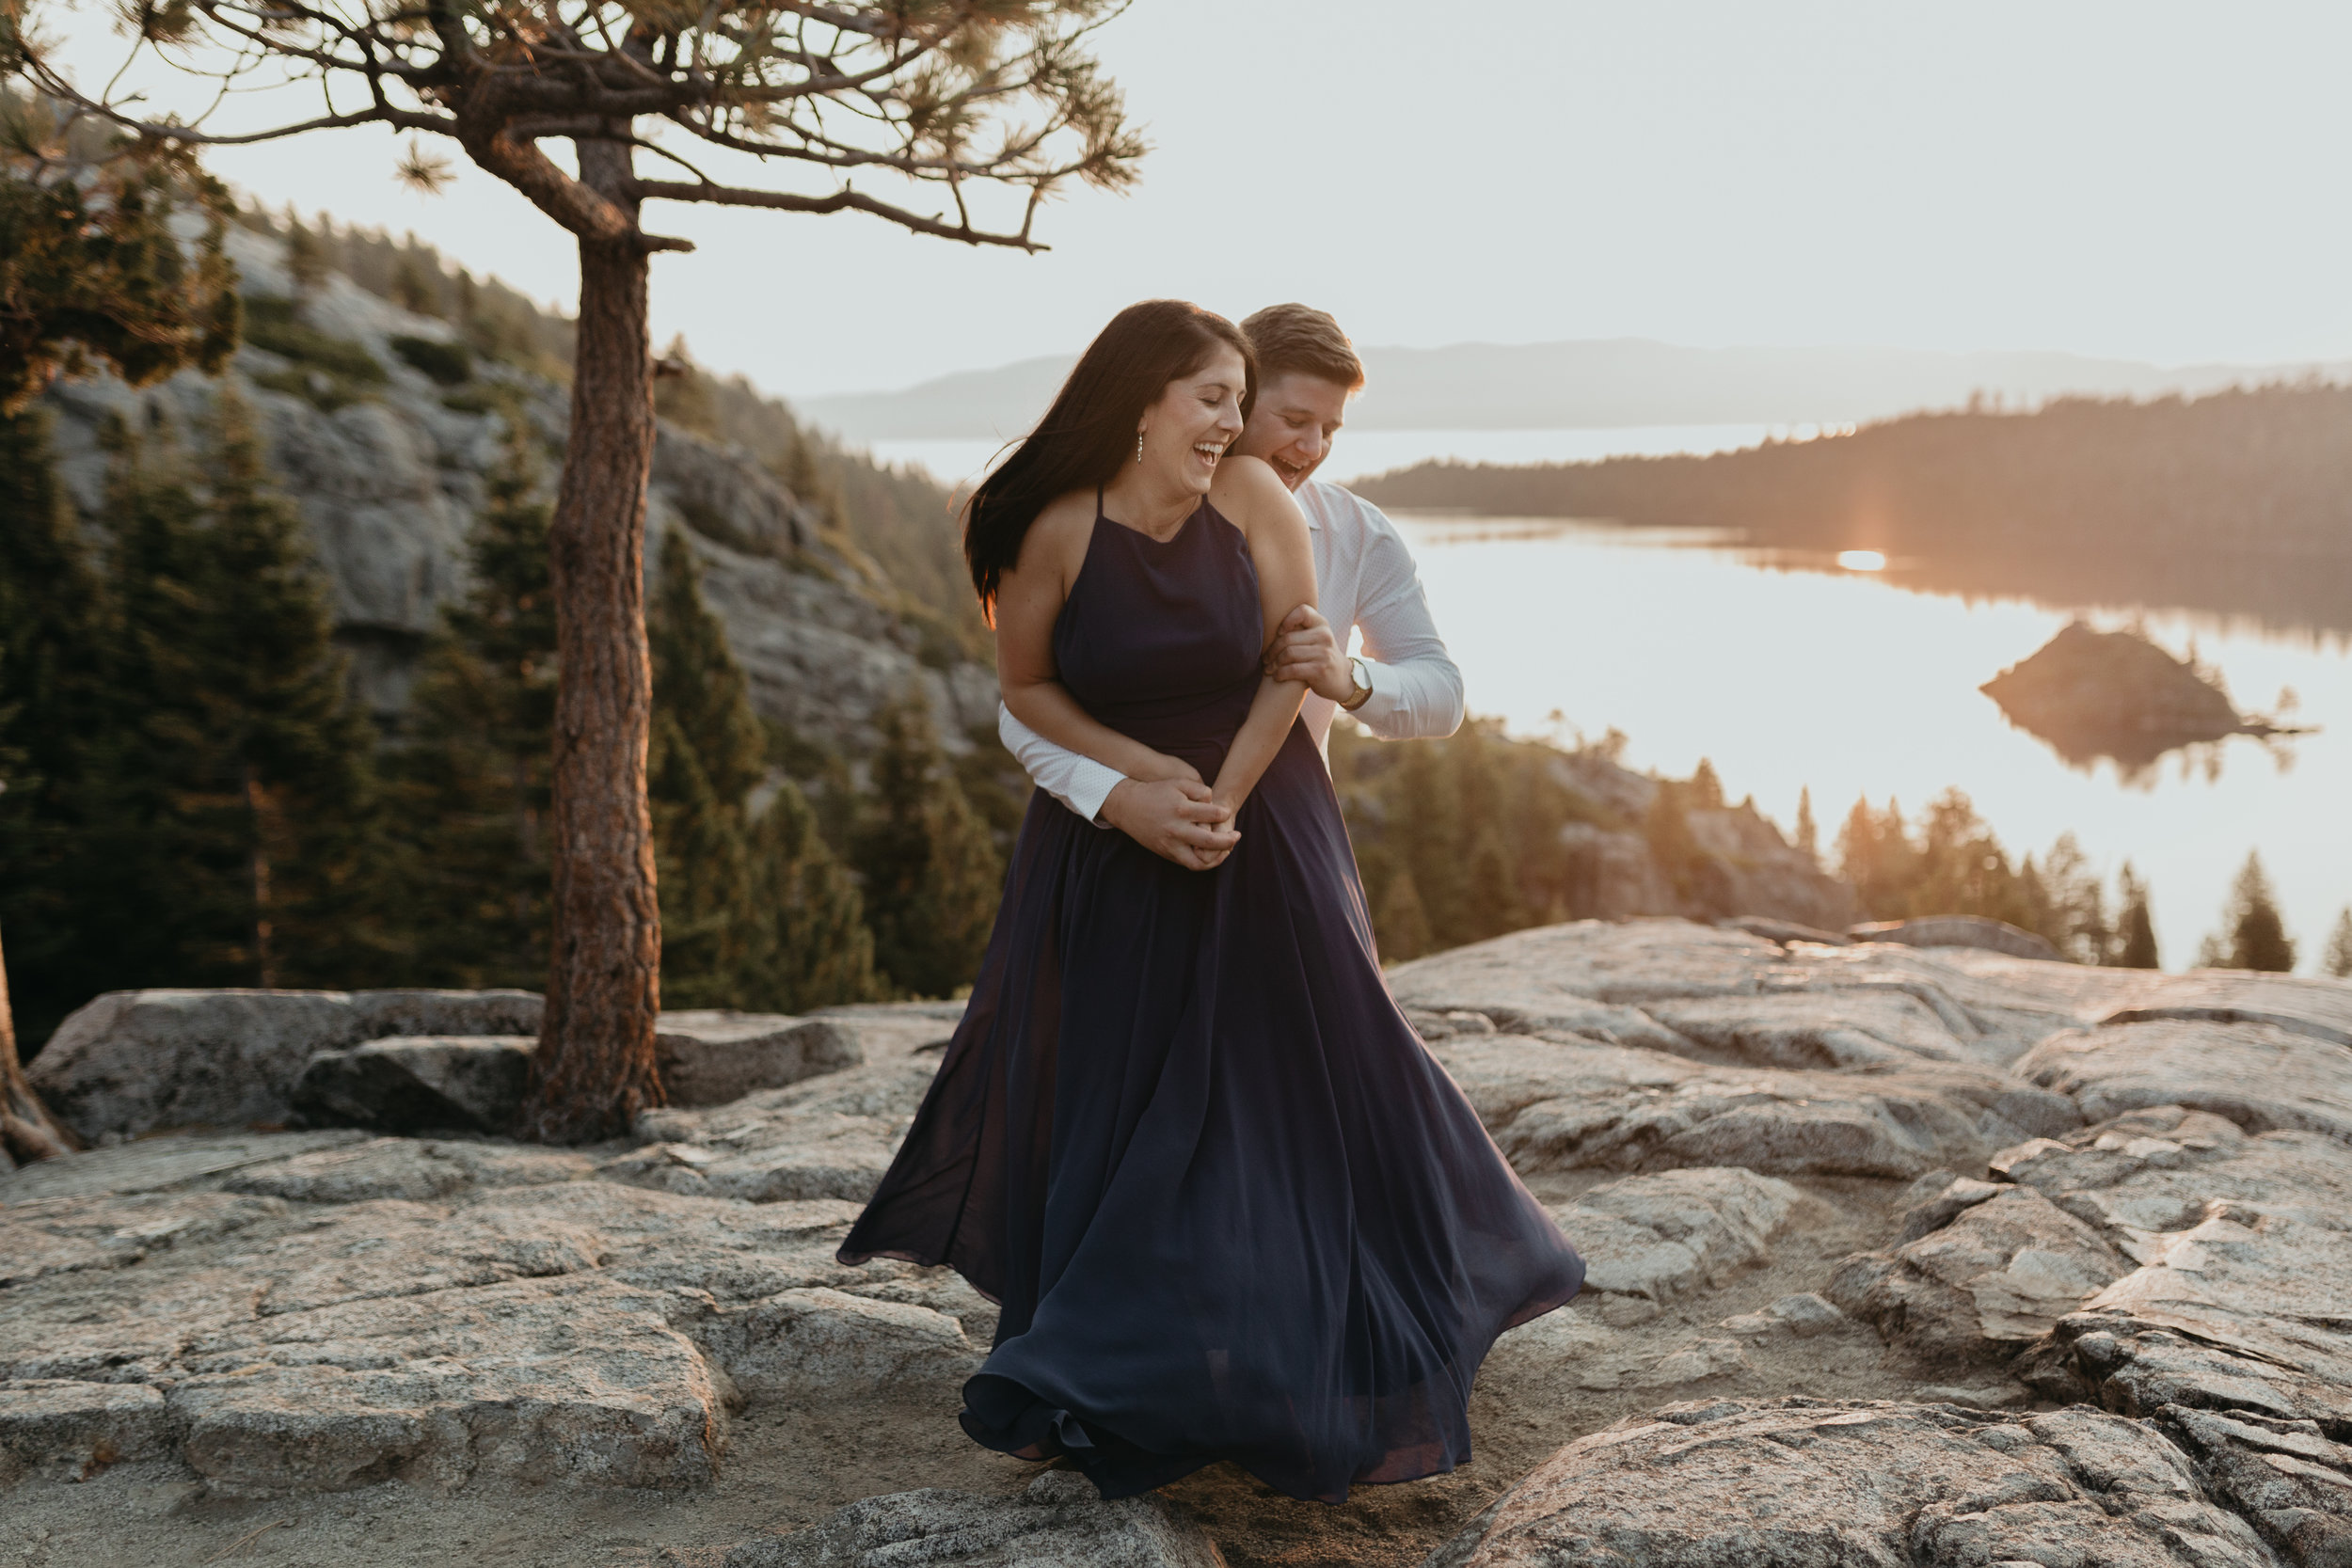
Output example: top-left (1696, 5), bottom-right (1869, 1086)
top-left (517, 135), bottom-right (666, 1144)
top-left (1, 920), bottom-right (81, 1165)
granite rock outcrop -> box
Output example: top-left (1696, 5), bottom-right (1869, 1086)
top-left (7, 920), bottom-right (2352, 1568)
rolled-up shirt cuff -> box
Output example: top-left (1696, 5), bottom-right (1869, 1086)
top-left (1350, 658), bottom-right (1402, 730)
top-left (1066, 757), bottom-right (1123, 827)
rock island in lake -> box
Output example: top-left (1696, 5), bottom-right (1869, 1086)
top-left (1980, 620), bottom-right (2296, 771)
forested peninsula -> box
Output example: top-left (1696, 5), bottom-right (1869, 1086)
top-left (1356, 384), bottom-right (2352, 635)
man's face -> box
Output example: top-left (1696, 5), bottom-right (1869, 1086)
top-left (1235, 371), bottom-right (1352, 491)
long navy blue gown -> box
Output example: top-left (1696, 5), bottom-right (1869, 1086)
top-left (838, 493), bottom-right (1584, 1504)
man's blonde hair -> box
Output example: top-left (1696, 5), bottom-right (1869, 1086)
top-left (1238, 303), bottom-right (1365, 392)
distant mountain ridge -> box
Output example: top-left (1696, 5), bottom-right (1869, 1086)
top-left (797, 340), bottom-right (2352, 443)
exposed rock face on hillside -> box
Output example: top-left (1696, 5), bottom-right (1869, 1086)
top-left (6, 921), bottom-right (2351, 1568)
top-left (37, 226), bottom-right (996, 752)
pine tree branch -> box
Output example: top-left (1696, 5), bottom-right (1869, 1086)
top-left (629, 176), bottom-right (1045, 249)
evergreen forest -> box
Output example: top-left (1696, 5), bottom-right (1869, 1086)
top-left (1356, 385), bottom-right (2352, 638)
top-left (0, 388), bottom-right (1009, 1055)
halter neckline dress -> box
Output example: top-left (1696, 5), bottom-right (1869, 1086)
top-left (840, 490), bottom-right (1583, 1504)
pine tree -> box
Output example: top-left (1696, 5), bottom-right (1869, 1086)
top-left (651, 531), bottom-right (766, 807)
top-left (282, 211), bottom-right (327, 300)
top-left (855, 691), bottom-right (1002, 999)
top-left (1688, 757), bottom-right (1724, 811)
top-left (178, 388), bottom-right (374, 985)
top-left (2198, 852), bottom-right (2296, 973)
top-left (390, 249), bottom-right (440, 317)
top-left (648, 527), bottom-right (882, 1009)
top-left (383, 416), bottom-right (557, 988)
top-left (1836, 796), bottom-right (1915, 920)
top-left (647, 707), bottom-right (755, 1007)
top-left (0, 407), bottom-right (114, 1049)
top-left (1794, 786), bottom-right (1818, 865)
top-left (740, 779), bottom-right (880, 1013)
top-left (72, 397), bottom-right (373, 990)
top-left (2032, 832), bottom-right (2112, 963)
top-left (2324, 908), bottom-right (2352, 980)
top-left (1375, 867), bottom-right (1435, 963)
top-left (2115, 865), bottom-right (2161, 970)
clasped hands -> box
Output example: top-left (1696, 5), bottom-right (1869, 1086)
top-left (1101, 604), bottom-right (1351, 871)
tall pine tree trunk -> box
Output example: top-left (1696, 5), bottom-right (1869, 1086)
top-left (1, 922), bottom-right (80, 1164)
top-left (519, 137), bottom-right (666, 1143)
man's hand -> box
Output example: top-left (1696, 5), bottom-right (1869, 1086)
top-left (1101, 777), bottom-right (1239, 871)
top-left (1263, 604), bottom-right (1354, 702)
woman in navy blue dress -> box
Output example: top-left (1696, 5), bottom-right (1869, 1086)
top-left (838, 300), bottom-right (1582, 1505)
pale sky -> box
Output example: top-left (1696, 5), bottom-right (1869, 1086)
top-left (63, 0), bottom-right (2352, 398)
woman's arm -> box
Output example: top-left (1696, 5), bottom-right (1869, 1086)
top-left (993, 499), bottom-right (1201, 784)
top-left (1207, 459), bottom-right (1318, 813)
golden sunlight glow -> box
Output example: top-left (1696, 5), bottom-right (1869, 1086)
top-left (1836, 549), bottom-right (1888, 572)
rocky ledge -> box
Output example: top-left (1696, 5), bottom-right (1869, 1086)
top-left (5, 920), bottom-right (2349, 1568)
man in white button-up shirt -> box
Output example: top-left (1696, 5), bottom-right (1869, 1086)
top-left (1000, 303), bottom-right (1464, 867)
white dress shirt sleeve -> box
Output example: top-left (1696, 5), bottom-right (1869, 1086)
top-left (1342, 497), bottom-right (1466, 740)
top-left (998, 701), bottom-right (1122, 826)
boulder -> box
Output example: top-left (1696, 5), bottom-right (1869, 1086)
top-left (1389, 920), bottom-right (1785, 1009)
top-left (605, 1058), bottom-right (941, 1203)
top-left (724, 1469), bottom-right (1225, 1568)
top-left (0, 1380), bottom-right (169, 1481)
top-left (2015, 1020), bottom-right (2352, 1145)
top-left (1643, 989), bottom-right (1972, 1069)
top-left (169, 1275), bottom-right (727, 1492)
top-left (1716, 915), bottom-right (1850, 947)
top-left (1551, 1166), bottom-right (1806, 1303)
top-left (1848, 914), bottom-right (2062, 961)
top-left (293, 1035), bottom-right (533, 1133)
top-left (2158, 1404), bottom-right (2352, 1568)
top-left (0, 1127), bottom-right (369, 1202)
top-left (1426, 1398), bottom-right (2277, 1568)
top-left (1829, 1185), bottom-right (2132, 1358)
top-left (1431, 1030), bottom-right (2077, 1181)
top-left (29, 988), bottom-right (542, 1139)
top-left (686, 1287), bottom-right (978, 1401)
top-left (657, 1013), bottom-right (865, 1108)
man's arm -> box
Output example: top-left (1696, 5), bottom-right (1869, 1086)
top-left (999, 702), bottom-right (1122, 825)
top-left (1344, 498), bottom-right (1465, 741)
top-left (999, 696), bottom-right (1242, 868)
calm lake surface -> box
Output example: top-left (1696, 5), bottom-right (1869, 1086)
top-left (1384, 515), bottom-right (2352, 973)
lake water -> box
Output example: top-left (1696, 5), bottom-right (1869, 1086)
top-left (860, 424), bottom-right (1785, 491)
top-left (1383, 515), bottom-right (2352, 974)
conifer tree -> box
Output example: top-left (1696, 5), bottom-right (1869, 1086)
top-left (2115, 865), bottom-right (2161, 970)
top-left (2198, 852), bottom-right (2296, 972)
top-left (385, 418), bottom-right (559, 988)
top-left (856, 692), bottom-right (1002, 999)
top-left (742, 780), bottom-right (881, 1014)
top-left (1, 92), bottom-right (238, 414)
top-left (647, 527), bottom-right (879, 1010)
top-left (0, 406), bottom-right (112, 1050)
top-left (1688, 757), bottom-right (1724, 811)
top-left (1794, 786), bottom-right (1819, 865)
top-left (2324, 908), bottom-right (2352, 980)
top-left (192, 388), bottom-right (375, 984)
top-left (1376, 868), bottom-right (1436, 964)
top-left (70, 401), bottom-right (371, 990)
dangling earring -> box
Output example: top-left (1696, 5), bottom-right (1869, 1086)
top-left (1136, 430), bottom-right (1145, 465)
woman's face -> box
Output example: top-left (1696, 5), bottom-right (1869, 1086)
top-left (1139, 347), bottom-right (1248, 495)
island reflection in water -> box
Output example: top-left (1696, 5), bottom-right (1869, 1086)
top-left (1386, 514), bottom-right (2352, 970)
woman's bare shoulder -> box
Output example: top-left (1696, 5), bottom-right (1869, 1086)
top-left (1212, 457), bottom-right (1308, 543)
top-left (1012, 487), bottom-right (1101, 574)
